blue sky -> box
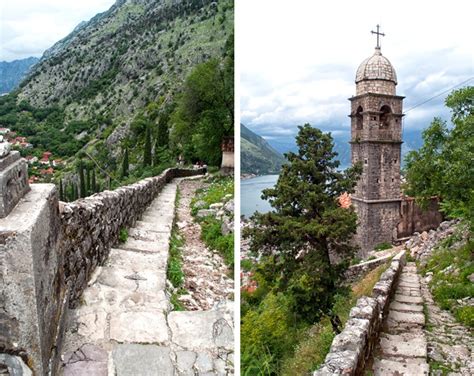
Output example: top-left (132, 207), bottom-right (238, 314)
top-left (238, 0), bottom-right (474, 146)
top-left (0, 0), bottom-right (115, 61)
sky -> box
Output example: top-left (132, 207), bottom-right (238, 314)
top-left (0, 0), bottom-right (116, 62)
top-left (238, 0), bottom-right (474, 147)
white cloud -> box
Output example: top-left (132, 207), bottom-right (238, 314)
top-left (0, 0), bottom-right (116, 61)
top-left (238, 0), bottom-right (474, 142)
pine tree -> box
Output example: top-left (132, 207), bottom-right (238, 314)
top-left (121, 148), bottom-right (129, 178)
top-left (78, 161), bottom-right (86, 198)
top-left (143, 126), bottom-right (152, 167)
top-left (244, 124), bottom-right (362, 327)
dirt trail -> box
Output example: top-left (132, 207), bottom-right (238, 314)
top-left (176, 178), bottom-right (233, 310)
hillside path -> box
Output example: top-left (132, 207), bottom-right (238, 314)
top-left (176, 179), bottom-right (233, 310)
top-left (371, 262), bottom-right (429, 375)
top-left (59, 177), bottom-right (234, 376)
top-left (420, 276), bottom-right (474, 375)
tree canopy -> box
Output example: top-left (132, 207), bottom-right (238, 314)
top-left (404, 86), bottom-right (474, 228)
top-left (244, 124), bottom-right (361, 324)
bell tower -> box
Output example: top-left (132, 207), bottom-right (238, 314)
top-left (350, 26), bottom-right (404, 254)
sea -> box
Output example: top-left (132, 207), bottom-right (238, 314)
top-left (240, 174), bottom-right (278, 218)
top-left (241, 165), bottom-right (349, 218)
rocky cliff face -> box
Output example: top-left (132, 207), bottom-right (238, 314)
top-left (18, 0), bottom-right (232, 129)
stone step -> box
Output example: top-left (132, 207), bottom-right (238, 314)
top-left (97, 266), bottom-right (166, 293)
top-left (128, 228), bottom-right (170, 243)
top-left (117, 237), bottom-right (169, 254)
top-left (168, 309), bottom-right (233, 352)
top-left (109, 311), bottom-right (169, 344)
top-left (135, 220), bottom-right (172, 233)
top-left (387, 310), bottom-right (425, 326)
top-left (390, 301), bottom-right (423, 313)
top-left (113, 344), bottom-right (174, 376)
top-left (108, 248), bottom-right (168, 270)
top-left (379, 333), bottom-right (427, 358)
top-left (373, 357), bottom-right (429, 375)
top-left (393, 294), bottom-right (424, 304)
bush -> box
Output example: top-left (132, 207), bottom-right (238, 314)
top-left (118, 228), bottom-right (128, 243)
top-left (455, 306), bottom-right (474, 328)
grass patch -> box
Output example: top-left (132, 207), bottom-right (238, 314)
top-left (118, 228), bottom-right (128, 243)
top-left (200, 217), bottom-right (234, 267)
top-left (241, 258), bottom-right (253, 272)
top-left (420, 233), bottom-right (474, 328)
top-left (374, 242), bottom-right (392, 251)
top-left (191, 176), bottom-right (233, 215)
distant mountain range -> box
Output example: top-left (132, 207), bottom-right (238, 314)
top-left (262, 128), bottom-right (424, 169)
top-left (0, 57), bottom-right (39, 94)
top-left (241, 124), bottom-right (286, 175)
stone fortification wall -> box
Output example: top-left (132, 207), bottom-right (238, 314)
top-left (0, 167), bottom-right (205, 375)
top-left (314, 250), bottom-right (406, 375)
top-left (344, 253), bottom-right (394, 283)
top-left (397, 196), bottom-right (443, 240)
top-left (60, 167), bottom-right (204, 305)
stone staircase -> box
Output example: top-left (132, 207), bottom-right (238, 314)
top-left (371, 262), bottom-right (429, 375)
top-left (60, 178), bottom-right (234, 375)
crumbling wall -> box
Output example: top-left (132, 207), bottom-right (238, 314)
top-left (314, 250), bottom-right (406, 375)
top-left (397, 197), bottom-right (443, 239)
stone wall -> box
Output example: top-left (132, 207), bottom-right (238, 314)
top-left (0, 167), bottom-right (205, 375)
top-left (314, 250), bottom-right (406, 375)
top-left (397, 196), bottom-right (443, 240)
top-left (344, 253), bottom-right (394, 283)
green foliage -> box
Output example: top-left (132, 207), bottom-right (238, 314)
top-left (143, 126), bottom-right (152, 167)
top-left (78, 160), bottom-right (86, 198)
top-left (244, 124), bottom-right (361, 325)
top-left (420, 232), bottom-right (474, 327)
top-left (121, 148), bottom-right (129, 178)
top-left (200, 217), bottom-right (234, 267)
top-left (191, 176), bottom-right (233, 215)
top-left (241, 293), bottom-right (299, 375)
top-left (118, 228), bottom-right (128, 243)
top-left (374, 242), bottom-right (392, 251)
top-left (170, 34), bottom-right (234, 166)
top-left (404, 86), bottom-right (474, 228)
top-left (167, 227), bottom-right (185, 289)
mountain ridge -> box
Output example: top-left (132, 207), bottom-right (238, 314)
top-left (0, 57), bottom-right (39, 94)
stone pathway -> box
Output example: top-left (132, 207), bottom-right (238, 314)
top-left (371, 262), bottom-right (429, 375)
top-left (176, 179), bottom-right (233, 310)
top-left (420, 277), bottom-right (474, 375)
top-left (59, 178), bottom-right (234, 375)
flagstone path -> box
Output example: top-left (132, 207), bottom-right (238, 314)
top-left (371, 262), bottom-right (429, 375)
top-left (59, 177), bottom-right (234, 376)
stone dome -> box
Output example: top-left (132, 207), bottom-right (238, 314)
top-left (355, 47), bottom-right (397, 84)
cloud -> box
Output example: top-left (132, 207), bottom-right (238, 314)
top-left (239, 0), bottom-right (474, 146)
top-left (1, 0), bottom-right (116, 61)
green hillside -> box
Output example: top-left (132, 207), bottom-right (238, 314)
top-left (241, 123), bottom-right (285, 175)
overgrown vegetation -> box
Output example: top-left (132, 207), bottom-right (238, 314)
top-left (191, 176), bottom-right (234, 268)
top-left (374, 242), bottom-right (392, 251)
top-left (404, 86), bottom-right (474, 230)
top-left (419, 230), bottom-right (474, 327)
top-left (241, 124), bottom-right (362, 374)
top-left (118, 228), bottom-right (128, 243)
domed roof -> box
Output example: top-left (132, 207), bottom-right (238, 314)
top-left (355, 47), bottom-right (397, 84)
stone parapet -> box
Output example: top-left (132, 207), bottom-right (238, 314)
top-left (314, 250), bottom-right (406, 375)
top-left (0, 150), bottom-right (30, 218)
top-left (0, 167), bottom-right (205, 375)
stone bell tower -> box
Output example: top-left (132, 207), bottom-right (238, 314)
top-left (349, 26), bottom-right (404, 254)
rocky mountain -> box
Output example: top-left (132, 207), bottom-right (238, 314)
top-left (241, 124), bottom-right (286, 175)
top-left (16, 0), bottom-right (233, 150)
top-left (0, 57), bottom-right (39, 94)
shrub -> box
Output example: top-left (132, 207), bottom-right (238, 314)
top-left (118, 228), bottom-right (128, 243)
top-left (374, 242), bottom-right (392, 251)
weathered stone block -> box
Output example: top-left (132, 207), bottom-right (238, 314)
top-left (0, 151), bottom-right (30, 218)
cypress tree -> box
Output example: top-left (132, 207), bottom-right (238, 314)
top-left (143, 126), bottom-right (152, 167)
top-left (59, 179), bottom-right (64, 201)
top-left (78, 161), bottom-right (86, 198)
top-left (72, 182), bottom-right (78, 201)
top-left (86, 165), bottom-right (91, 196)
top-left (91, 169), bottom-right (97, 193)
top-left (122, 148), bottom-right (129, 178)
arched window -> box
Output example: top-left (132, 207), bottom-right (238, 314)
top-left (356, 106), bottom-right (363, 129)
top-left (380, 105), bottom-right (391, 128)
